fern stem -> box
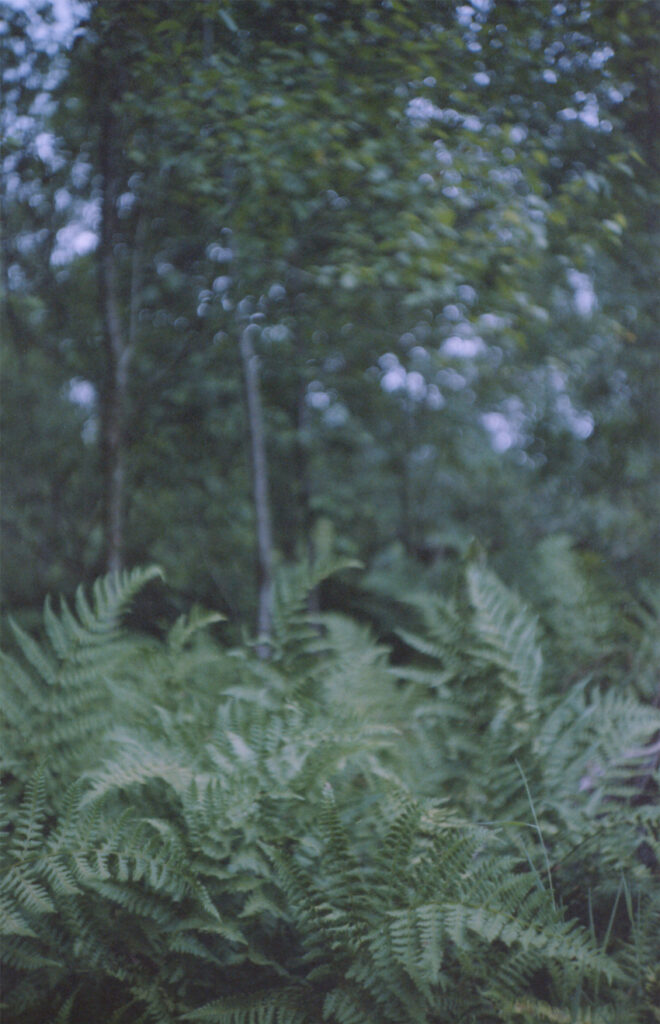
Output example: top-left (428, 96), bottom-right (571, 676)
top-left (515, 759), bottom-right (555, 911)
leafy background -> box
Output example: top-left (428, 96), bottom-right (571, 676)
top-left (2, 0), bottom-right (658, 620)
top-left (1, 1), bottom-right (659, 1021)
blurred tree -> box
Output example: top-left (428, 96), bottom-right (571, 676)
top-left (0, 1), bottom-right (102, 609)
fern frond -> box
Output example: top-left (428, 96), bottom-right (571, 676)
top-left (80, 732), bottom-right (195, 805)
top-left (8, 768), bottom-right (48, 862)
top-left (183, 987), bottom-right (313, 1023)
top-left (467, 562), bottom-right (544, 715)
top-left (168, 605), bottom-right (226, 651)
top-left (1, 567), bottom-right (163, 796)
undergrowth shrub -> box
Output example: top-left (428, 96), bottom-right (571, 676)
top-left (1, 558), bottom-right (659, 1022)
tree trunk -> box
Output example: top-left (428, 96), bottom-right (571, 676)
top-left (296, 384), bottom-right (320, 614)
top-left (98, 108), bottom-right (130, 576)
top-left (240, 324), bottom-right (274, 656)
top-left (397, 399), bottom-right (416, 556)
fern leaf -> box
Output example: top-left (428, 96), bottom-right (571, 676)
top-left (467, 563), bottom-right (544, 712)
top-left (168, 605), bottom-right (226, 651)
top-left (182, 988), bottom-right (312, 1023)
top-left (8, 619), bottom-right (57, 684)
top-left (9, 769), bottom-right (48, 861)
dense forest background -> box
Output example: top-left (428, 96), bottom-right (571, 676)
top-left (2, 0), bottom-right (658, 635)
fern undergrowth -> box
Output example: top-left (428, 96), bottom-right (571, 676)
top-left (1, 557), bottom-right (659, 1023)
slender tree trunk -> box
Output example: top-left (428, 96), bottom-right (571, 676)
top-left (397, 399), bottom-right (416, 555)
top-left (98, 109), bottom-right (130, 575)
top-left (296, 384), bottom-right (320, 614)
top-left (240, 323), bottom-right (274, 656)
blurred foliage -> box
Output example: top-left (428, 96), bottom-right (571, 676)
top-left (1, 0), bottom-right (658, 627)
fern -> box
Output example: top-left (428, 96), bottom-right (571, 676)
top-left (182, 988), bottom-right (314, 1023)
top-left (1, 566), bottom-right (163, 799)
top-left (260, 788), bottom-right (622, 1024)
top-left (628, 582), bottom-right (660, 703)
top-left (466, 563), bottom-right (544, 715)
top-left (520, 534), bottom-right (624, 685)
top-left (2, 560), bottom-right (659, 1022)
